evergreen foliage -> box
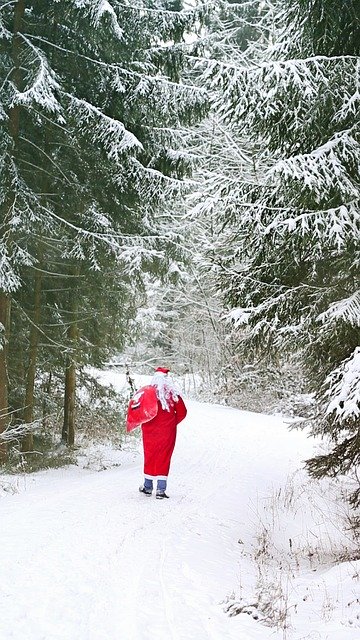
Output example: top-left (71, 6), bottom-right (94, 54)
top-left (0, 0), bottom-right (207, 457)
top-left (194, 0), bottom-right (360, 499)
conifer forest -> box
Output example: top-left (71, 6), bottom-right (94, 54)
top-left (0, 1), bottom-right (359, 506)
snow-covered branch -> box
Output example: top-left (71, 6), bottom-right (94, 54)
top-left (66, 95), bottom-right (143, 160)
top-left (74, 0), bottom-right (124, 39)
top-left (11, 34), bottom-right (61, 114)
top-left (0, 418), bottom-right (43, 443)
top-left (263, 201), bottom-right (360, 250)
top-left (324, 347), bottom-right (360, 425)
top-left (268, 130), bottom-right (360, 201)
top-left (317, 291), bottom-right (360, 328)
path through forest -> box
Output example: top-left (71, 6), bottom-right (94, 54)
top-left (1, 382), bottom-right (358, 640)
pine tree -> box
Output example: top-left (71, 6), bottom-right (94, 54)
top-left (195, 0), bottom-right (360, 500)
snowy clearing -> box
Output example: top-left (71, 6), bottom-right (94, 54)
top-left (1, 371), bottom-right (359, 640)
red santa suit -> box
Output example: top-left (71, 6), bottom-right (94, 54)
top-left (142, 394), bottom-right (187, 479)
top-left (141, 369), bottom-right (187, 481)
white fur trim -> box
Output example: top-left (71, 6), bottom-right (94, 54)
top-left (144, 474), bottom-right (168, 481)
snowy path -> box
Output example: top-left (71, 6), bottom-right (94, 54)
top-left (0, 398), bottom-right (358, 640)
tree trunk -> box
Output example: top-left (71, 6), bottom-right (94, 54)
top-left (62, 283), bottom-right (79, 446)
top-left (0, 294), bottom-right (10, 462)
top-left (42, 371), bottom-right (52, 430)
top-left (22, 267), bottom-right (42, 452)
top-left (62, 347), bottom-right (77, 447)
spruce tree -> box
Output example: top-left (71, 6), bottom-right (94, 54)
top-left (196, 0), bottom-right (360, 501)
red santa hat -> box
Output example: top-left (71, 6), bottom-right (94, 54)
top-left (155, 366), bottom-right (170, 374)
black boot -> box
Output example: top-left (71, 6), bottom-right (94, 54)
top-left (156, 490), bottom-right (169, 499)
top-left (139, 485), bottom-right (152, 496)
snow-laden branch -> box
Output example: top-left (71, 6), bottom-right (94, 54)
top-left (0, 418), bottom-right (43, 443)
top-left (268, 130), bottom-right (360, 202)
top-left (0, 0), bottom-right (17, 11)
top-left (0, 169), bottom-right (43, 292)
top-left (72, 0), bottom-right (124, 39)
top-left (0, 103), bottom-right (7, 122)
top-left (26, 33), bottom-right (205, 95)
top-left (263, 201), bottom-right (360, 250)
top-left (0, 242), bottom-right (22, 293)
top-left (130, 158), bottom-right (195, 190)
top-left (228, 307), bottom-right (251, 327)
top-left (112, 0), bottom-right (210, 16)
top-left (317, 291), bottom-right (360, 328)
top-left (38, 202), bottom-right (129, 246)
top-left (66, 95), bottom-right (143, 160)
top-left (324, 347), bottom-right (360, 424)
top-left (10, 34), bottom-right (61, 114)
top-left (202, 52), bottom-right (359, 127)
top-left (0, 4), bottom-right (13, 40)
top-left (71, 0), bottom-right (207, 26)
top-left (335, 59), bottom-right (360, 122)
top-left (199, 51), bottom-right (359, 79)
top-left (37, 201), bottom-right (184, 273)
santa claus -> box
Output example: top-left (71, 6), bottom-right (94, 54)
top-left (134, 367), bottom-right (187, 499)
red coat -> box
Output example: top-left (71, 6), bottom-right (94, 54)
top-left (141, 395), bottom-right (187, 477)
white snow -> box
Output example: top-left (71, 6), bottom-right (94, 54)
top-left (0, 370), bottom-right (359, 640)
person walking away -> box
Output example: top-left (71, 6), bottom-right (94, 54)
top-left (139, 367), bottom-right (187, 499)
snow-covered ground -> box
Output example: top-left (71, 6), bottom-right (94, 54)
top-left (0, 370), bottom-right (359, 640)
